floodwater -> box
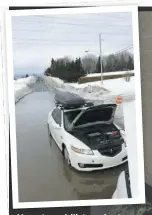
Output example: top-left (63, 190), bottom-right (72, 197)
top-left (15, 80), bottom-right (127, 202)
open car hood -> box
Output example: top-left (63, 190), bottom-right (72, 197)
top-left (71, 104), bottom-right (117, 129)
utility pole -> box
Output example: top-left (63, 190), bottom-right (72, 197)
top-left (99, 33), bottom-right (103, 85)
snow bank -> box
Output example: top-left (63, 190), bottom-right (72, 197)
top-left (42, 75), bottom-right (135, 103)
top-left (42, 76), bottom-right (110, 97)
top-left (43, 76), bottom-right (65, 89)
top-left (14, 76), bottom-right (37, 103)
top-left (15, 76), bottom-right (37, 85)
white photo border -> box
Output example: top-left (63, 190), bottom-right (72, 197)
top-left (0, 10), bottom-right (9, 215)
top-left (5, 5), bottom-right (145, 209)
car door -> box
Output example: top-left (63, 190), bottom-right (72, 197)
top-left (51, 108), bottom-right (62, 149)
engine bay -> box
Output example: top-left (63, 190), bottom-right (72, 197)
top-left (71, 123), bottom-right (124, 156)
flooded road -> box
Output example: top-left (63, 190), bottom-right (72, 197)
top-left (15, 80), bottom-right (127, 203)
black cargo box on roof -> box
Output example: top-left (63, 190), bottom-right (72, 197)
top-left (55, 91), bottom-right (86, 108)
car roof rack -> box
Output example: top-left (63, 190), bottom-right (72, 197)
top-left (55, 91), bottom-right (93, 109)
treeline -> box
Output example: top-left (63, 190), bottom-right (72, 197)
top-left (44, 51), bottom-right (134, 82)
top-left (100, 52), bottom-right (134, 73)
top-left (45, 57), bottom-right (85, 82)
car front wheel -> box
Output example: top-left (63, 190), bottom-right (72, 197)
top-left (63, 147), bottom-right (71, 166)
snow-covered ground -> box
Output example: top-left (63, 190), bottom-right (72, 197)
top-left (14, 76), bottom-right (37, 103)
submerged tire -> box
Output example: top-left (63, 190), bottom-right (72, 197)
top-left (63, 147), bottom-right (71, 166)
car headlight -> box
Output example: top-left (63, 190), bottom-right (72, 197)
top-left (71, 145), bottom-right (94, 155)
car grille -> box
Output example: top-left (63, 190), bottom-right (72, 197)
top-left (98, 144), bottom-right (122, 157)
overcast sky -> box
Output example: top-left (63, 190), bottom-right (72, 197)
top-left (12, 12), bottom-right (133, 76)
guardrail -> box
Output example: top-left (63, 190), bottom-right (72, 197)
top-left (78, 71), bottom-right (134, 84)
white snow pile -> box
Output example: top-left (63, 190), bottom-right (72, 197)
top-left (42, 76), bottom-right (66, 89)
top-left (42, 76), bottom-right (110, 98)
top-left (15, 76), bottom-right (36, 85)
top-left (14, 76), bottom-right (37, 103)
top-left (71, 77), bottom-right (135, 103)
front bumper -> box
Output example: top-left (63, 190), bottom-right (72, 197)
top-left (69, 145), bottom-right (127, 171)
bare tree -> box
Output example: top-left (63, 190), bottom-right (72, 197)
top-left (82, 54), bottom-right (98, 74)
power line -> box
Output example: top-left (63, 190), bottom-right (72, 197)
top-left (12, 37), bottom-right (132, 44)
top-left (12, 39), bottom-right (100, 45)
top-left (13, 38), bottom-right (96, 42)
top-left (12, 19), bottom-right (132, 30)
top-left (15, 14), bottom-right (132, 25)
top-left (35, 14), bottom-right (131, 20)
top-left (111, 45), bottom-right (133, 55)
top-left (14, 19), bottom-right (131, 29)
top-left (12, 20), bottom-right (131, 36)
top-left (85, 43), bottom-right (133, 55)
top-left (13, 42), bottom-right (97, 46)
top-left (12, 29), bottom-right (131, 35)
top-left (13, 42), bottom-right (133, 55)
top-left (13, 41), bottom-right (133, 59)
top-left (13, 41), bottom-right (133, 49)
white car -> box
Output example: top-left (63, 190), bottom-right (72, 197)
top-left (47, 91), bottom-right (127, 171)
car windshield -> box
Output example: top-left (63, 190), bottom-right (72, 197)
top-left (64, 110), bottom-right (82, 130)
top-left (74, 107), bottom-right (113, 128)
